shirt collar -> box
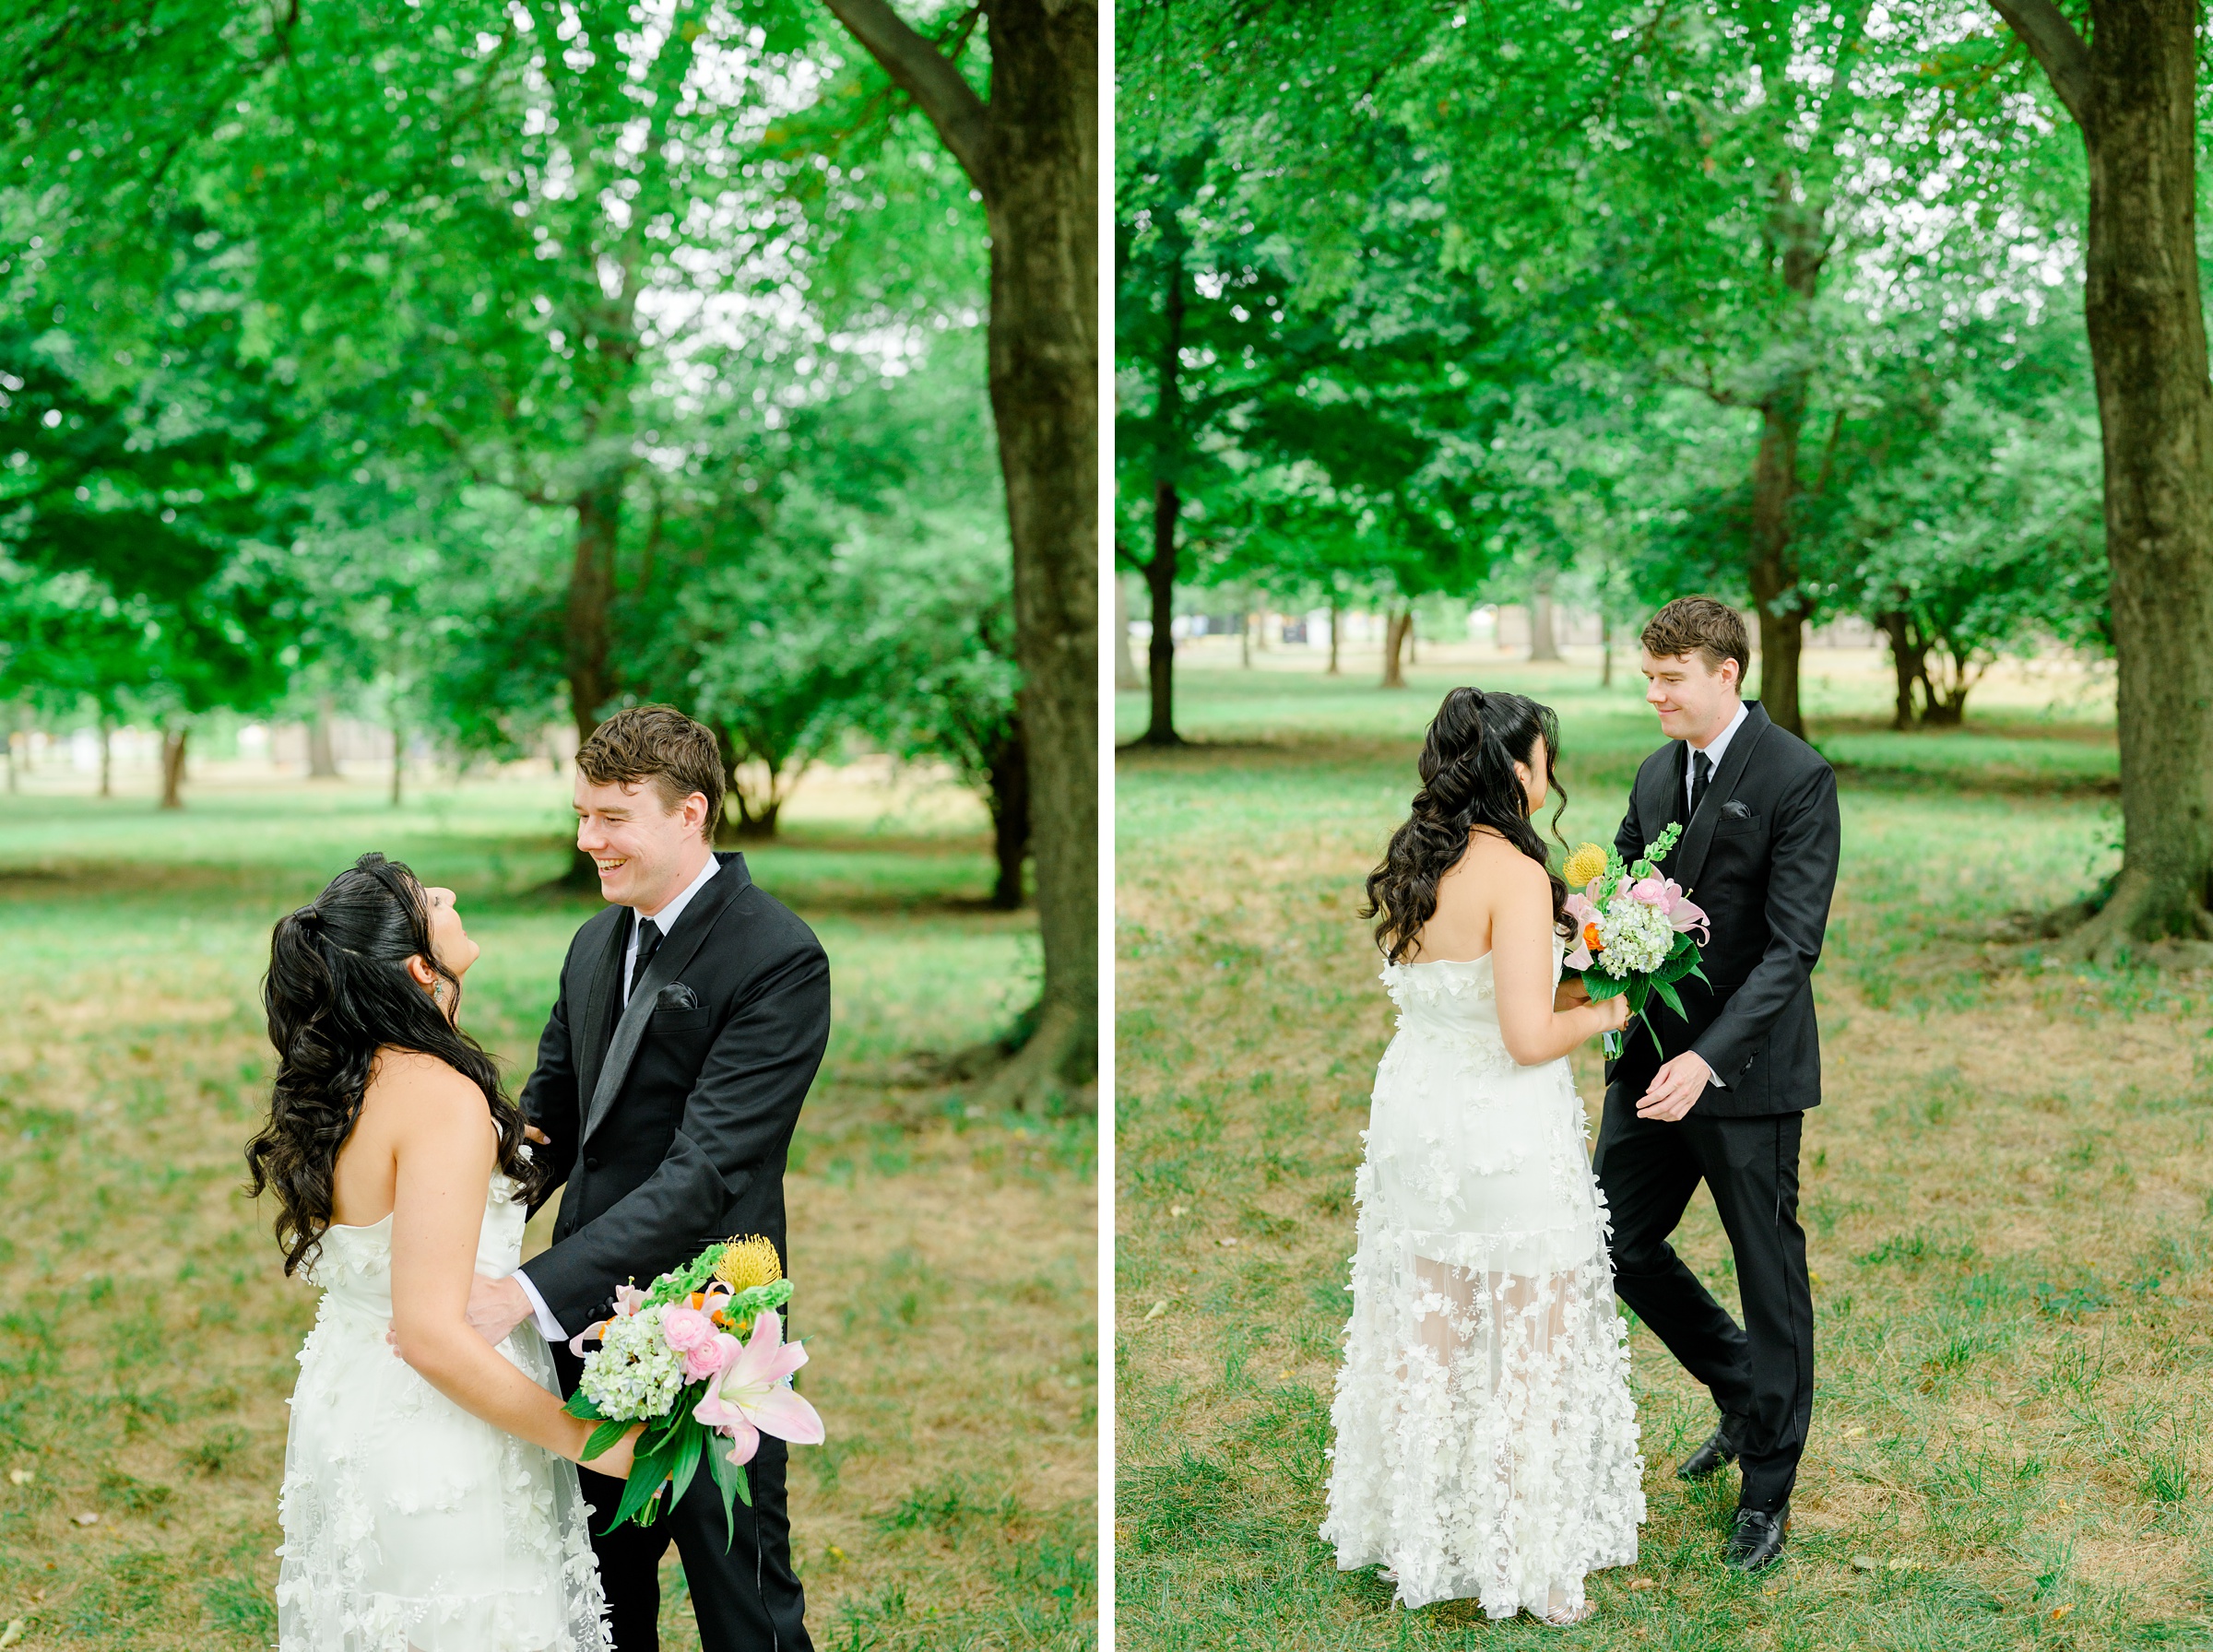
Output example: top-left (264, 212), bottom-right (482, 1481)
top-left (1691, 701), bottom-right (1749, 772)
top-left (634, 852), bottom-right (721, 937)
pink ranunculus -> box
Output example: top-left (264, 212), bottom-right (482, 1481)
top-left (692, 1309), bottom-right (824, 1467)
top-left (682, 1330), bottom-right (740, 1382)
top-left (1629, 877), bottom-right (1670, 906)
top-left (661, 1304), bottom-right (718, 1358)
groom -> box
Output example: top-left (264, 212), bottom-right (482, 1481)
top-left (467, 704), bottom-right (832, 1650)
top-left (1590, 596), bottom-right (1839, 1574)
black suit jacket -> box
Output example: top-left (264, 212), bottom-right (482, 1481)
top-left (516, 852), bottom-right (831, 1334)
top-left (1604, 701), bottom-right (1840, 1117)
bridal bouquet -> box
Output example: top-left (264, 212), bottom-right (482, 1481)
top-left (562, 1235), bottom-right (824, 1541)
top-left (1562, 822), bottom-right (1711, 1058)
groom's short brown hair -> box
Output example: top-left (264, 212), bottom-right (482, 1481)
top-left (576, 705), bottom-right (725, 841)
top-left (1641, 596), bottom-right (1749, 679)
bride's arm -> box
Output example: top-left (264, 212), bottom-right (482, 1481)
top-left (1490, 861), bottom-right (1627, 1066)
top-left (380, 1055), bottom-right (641, 1476)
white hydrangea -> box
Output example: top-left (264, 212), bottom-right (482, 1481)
top-left (1594, 895), bottom-right (1675, 977)
top-left (578, 1304), bottom-right (687, 1422)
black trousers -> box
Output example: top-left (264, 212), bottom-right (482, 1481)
top-left (554, 1346), bottom-right (812, 1652)
top-left (1591, 1087), bottom-right (1814, 1514)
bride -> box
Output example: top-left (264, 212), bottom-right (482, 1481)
top-left (245, 852), bottom-right (638, 1651)
top-left (1321, 687), bottom-right (1645, 1624)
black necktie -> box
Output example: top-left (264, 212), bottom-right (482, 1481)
top-left (627, 916), bottom-right (664, 1003)
top-left (1690, 749), bottom-right (1714, 820)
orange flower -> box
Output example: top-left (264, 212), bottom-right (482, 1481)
top-left (1582, 922), bottom-right (1604, 952)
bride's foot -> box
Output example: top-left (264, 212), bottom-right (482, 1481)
top-left (1536, 1591), bottom-right (1592, 1626)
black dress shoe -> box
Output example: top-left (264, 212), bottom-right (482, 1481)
top-left (1724, 1506), bottom-right (1789, 1572)
top-left (1675, 1414), bottom-right (1746, 1481)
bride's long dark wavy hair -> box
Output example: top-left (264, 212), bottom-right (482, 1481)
top-left (1362, 687), bottom-right (1570, 962)
top-left (244, 853), bottom-right (534, 1276)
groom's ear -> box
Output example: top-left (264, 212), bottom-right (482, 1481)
top-left (680, 790), bottom-right (712, 839)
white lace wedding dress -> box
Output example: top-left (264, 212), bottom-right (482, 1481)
top-left (1321, 944), bottom-right (1644, 1618)
top-left (276, 1171), bottom-right (612, 1651)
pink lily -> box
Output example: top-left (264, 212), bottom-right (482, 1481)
top-left (1665, 887), bottom-right (1710, 943)
top-left (565, 1281), bottom-right (657, 1356)
top-left (691, 1309), bottom-right (824, 1465)
top-left (1563, 891), bottom-right (1601, 970)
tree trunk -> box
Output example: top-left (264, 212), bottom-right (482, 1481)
top-left (1599, 611), bottom-right (1615, 688)
top-left (2081, 0), bottom-right (2213, 942)
top-left (98, 716), bottom-right (112, 797)
top-left (1240, 596), bottom-right (1252, 668)
top-left (986, 723), bottom-right (1030, 910)
top-left (1748, 389), bottom-right (1808, 738)
top-left (820, 0), bottom-right (1096, 1096)
top-left (1114, 570), bottom-right (1142, 690)
top-left (1143, 479), bottom-right (1179, 745)
top-left (160, 726), bottom-right (188, 810)
top-left (1992, 0), bottom-right (2213, 950)
top-left (565, 484), bottom-right (621, 744)
top-left (1139, 226), bottom-right (1185, 747)
top-left (1381, 605), bottom-right (1413, 688)
top-left (391, 723), bottom-right (405, 807)
top-left (1527, 582), bottom-right (1562, 662)
top-left (309, 699), bottom-right (340, 779)
top-left (557, 481), bottom-right (623, 888)
top-left (1328, 598), bottom-right (1342, 676)
top-left (1876, 610), bottom-right (1926, 730)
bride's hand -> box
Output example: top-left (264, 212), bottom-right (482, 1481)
top-left (582, 1422), bottom-right (646, 1479)
top-left (1595, 996), bottom-right (1631, 1035)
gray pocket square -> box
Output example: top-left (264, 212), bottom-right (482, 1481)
top-left (656, 982), bottom-right (700, 1011)
top-left (1721, 799), bottom-right (1752, 819)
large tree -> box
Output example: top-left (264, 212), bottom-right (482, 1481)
top-left (1988, 0), bottom-right (2213, 953)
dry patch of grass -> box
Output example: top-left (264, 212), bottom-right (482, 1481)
top-left (0, 789), bottom-right (1094, 1652)
top-left (1116, 711), bottom-right (2213, 1652)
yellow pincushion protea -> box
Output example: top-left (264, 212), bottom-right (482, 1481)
top-left (1563, 842), bottom-right (1609, 890)
top-left (714, 1234), bottom-right (784, 1292)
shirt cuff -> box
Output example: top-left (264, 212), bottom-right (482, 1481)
top-left (514, 1268), bottom-right (566, 1342)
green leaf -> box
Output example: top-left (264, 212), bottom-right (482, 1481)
top-left (667, 1420), bottom-right (707, 1510)
top-left (1582, 969), bottom-right (1631, 1000)
top-left (581, 1419), bottom-right (629, 1462)
top-left (605, 1439), bottom-right (680, 1533)
top-left (1651, 977), bottom-right (1687, 1020)
top-left (563, 1391), bottom-right (607, 1422)
top-left (704, 1434), bottom-right (753, 1551)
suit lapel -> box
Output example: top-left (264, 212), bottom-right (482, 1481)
top-left (1672, 702), bottom-right (1771, 893)
top-left (581, 853), bottom-right (753, 1147)
top-left (574, 909), bottom-right (628, 1110)
top-left (1640, 743), bottom-right (1686, 844)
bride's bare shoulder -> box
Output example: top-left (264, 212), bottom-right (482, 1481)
top-left (362, 1049), bottom-right (484, 1133)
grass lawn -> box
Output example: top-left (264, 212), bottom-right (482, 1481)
top-left (0, 761), bottom-right (1095, 1651)
top-left (1116, 646), bottom-right (2213, 1650)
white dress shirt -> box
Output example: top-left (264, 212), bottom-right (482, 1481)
top-left (515, 851), bottom-right (724, 1342)
top-left (1680, 702), bottom-right (1746, 1088)
top-left (1685, 701), bottom-right (1748, 818)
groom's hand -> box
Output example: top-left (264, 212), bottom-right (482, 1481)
top-left (1637, 1052), bottom-right (1712, 1121)
top-left (467, 1275), bottom-right (537, 1346)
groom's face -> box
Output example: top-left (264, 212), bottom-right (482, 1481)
top-left (573, 774), bottom-right (708, 909)
top-left (1640, 648), bottom-right (1741, 745)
